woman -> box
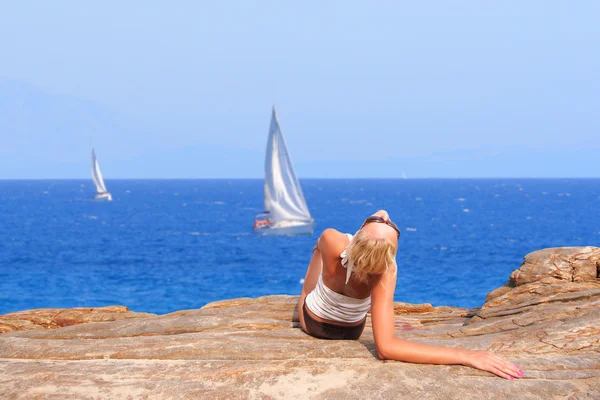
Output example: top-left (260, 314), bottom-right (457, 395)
top-left (298, 210), bottom-right (524, 380)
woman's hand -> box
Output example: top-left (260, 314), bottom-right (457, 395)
top-left (462, 350), bottom-right (524, 380)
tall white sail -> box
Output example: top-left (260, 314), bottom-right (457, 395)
top-left (263, 107), bottom-right (312, 224)
top-left (91, 149), bottom-right (108, 194)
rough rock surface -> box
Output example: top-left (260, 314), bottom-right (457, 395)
top-left (1, 247), bottom-right (599, 399)
top-left (0, 306), bottom-right (153, 334)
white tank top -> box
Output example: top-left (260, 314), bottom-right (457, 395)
top-left (305, 233), bottom-right (371, 323)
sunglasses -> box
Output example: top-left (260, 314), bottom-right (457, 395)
top-left (360, 215), bottom-right (401, 238)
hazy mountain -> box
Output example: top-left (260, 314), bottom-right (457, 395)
top-left (0, 80), bottom-right (127, 176)
top-left (0, 80), bottom-right (262, 178)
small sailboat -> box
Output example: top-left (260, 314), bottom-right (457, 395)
top-left (254, 107), bottom-right (314, 235)
top-left (91, 149), bottom-right (112, 201)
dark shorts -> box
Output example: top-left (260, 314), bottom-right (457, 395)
top-left (302, 302), bottom-right (366, 340)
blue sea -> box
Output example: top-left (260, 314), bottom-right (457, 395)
top-left (0, 179), bottom-right (598, 315)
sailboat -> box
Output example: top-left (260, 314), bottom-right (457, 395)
top-left (91, 149), bottom-right (112, 201)
top-left (253, 107), bottom-right (314, 235)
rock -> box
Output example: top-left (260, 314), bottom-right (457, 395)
top-left (1, 247), bottom-right (599, 399)
top-left (0, 306), bottom-right (154, 333)
top-left (487, 246), bottom-right (600, 298)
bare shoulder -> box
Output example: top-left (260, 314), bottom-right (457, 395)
top-left (318, 228), bottom-right (348, 257)
top-left (320, 228), bottom-right (346, 241)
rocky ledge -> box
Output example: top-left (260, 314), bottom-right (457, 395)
top-left (1, 247), bottom-right (599, 399)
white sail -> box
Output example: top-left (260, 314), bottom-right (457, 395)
top-left (91, 149), bottom-right (108, 194)
top-left (263, 107), bottom-right (312, 225)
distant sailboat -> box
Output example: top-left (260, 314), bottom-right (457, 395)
top-left (91, 149), bottom-right (112, 201)
top-left (253, 107), bottom-right (314, 235)
top-left (401, 172), bottom-right (408, 179)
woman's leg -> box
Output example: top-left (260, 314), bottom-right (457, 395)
top-left (297, 248), bottom-right (323, 332)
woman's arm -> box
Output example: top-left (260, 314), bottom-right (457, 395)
top-left (370, 269), bottom-right (524, 380)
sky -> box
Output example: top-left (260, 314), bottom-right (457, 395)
top-left (0, 1), bottom-right (598, 178)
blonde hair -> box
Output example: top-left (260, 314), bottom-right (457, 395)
top-left (346, 230), bottom-right (398, 284)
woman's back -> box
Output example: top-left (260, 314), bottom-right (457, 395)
top-left (319, 229), bottom-right (374, 300)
